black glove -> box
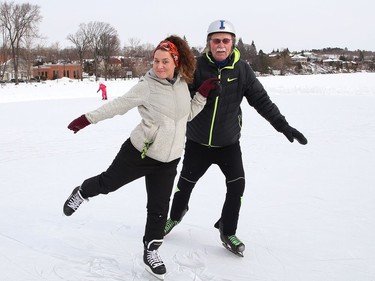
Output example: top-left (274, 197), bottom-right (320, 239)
top-left (67, 114), bottom-right (91, 134)
top-left (281, 125), bottom-right (308, 145)
top-left (198, 78), bottom-right (220, 97)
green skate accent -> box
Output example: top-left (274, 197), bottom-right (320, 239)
top-left (228, 235), bottom-right (243, 246)
top-left (164, 218), bottom-right (179, 236)
top-left (221, 234), bottom-right (245, 256)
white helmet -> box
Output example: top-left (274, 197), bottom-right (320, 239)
top-left (207, 20), bottom-right (236, 36)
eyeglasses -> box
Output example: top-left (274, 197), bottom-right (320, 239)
top-left (210, 38), bottom-right (232, 44)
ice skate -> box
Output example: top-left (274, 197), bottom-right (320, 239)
top-left (63, 186), bottom-right (87, 216)
top-left (220, 233), bottom-right (245, 257)
top-left (216, 220), bottom-right (245, 257)
top-left (144, 239), bottom-right (166, 280)
top-left (164, 208), bottom-right (188, 236)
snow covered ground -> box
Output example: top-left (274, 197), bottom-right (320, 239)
top-left (1, 73), bottom-right (374, 281)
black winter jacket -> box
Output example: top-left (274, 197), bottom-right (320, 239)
top-left (186, 48), bottom-right (288, 147)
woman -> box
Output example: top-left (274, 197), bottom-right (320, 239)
top-left (63, 35), bottom-right (217, 279)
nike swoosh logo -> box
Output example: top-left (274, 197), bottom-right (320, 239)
top-left (227, 77), bottom-right (238, 82)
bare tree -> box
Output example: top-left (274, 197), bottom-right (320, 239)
top-left (0, 25), bottom-right (10, 80)
top-left (82, 21), bottom-right (119, 81)
top-left (99, 31), bottom-right (121, 80)
top-left (60, 47), bottom-right (79, 62)
top-left (127, 37), bottom-right (141, 57)
top-left (22, 29), bottom-right (34, 81)
top-left (122, 40), bottom-right (154, 77)
top-left (67, 23), bottom-right (92, 81)
top-left (0, 1), bottom-right (42, 84)
top-left (47, 42), bottom-right (60, 63)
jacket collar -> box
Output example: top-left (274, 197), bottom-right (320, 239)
top-left (205, 48), bottom-right (240, 69)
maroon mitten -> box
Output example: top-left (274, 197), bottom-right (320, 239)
top-left (67, 114), bottom-right (90, 134)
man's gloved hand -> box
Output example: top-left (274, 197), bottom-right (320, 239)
top-left (67, 114), bottom-right (91, 134)
top-left (198, 78), bottom-right (220, 97)
top-left (281, 125), bottom-right (308, 145)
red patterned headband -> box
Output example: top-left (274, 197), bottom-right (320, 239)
top-left (154, 40), bottom-right (179, 67)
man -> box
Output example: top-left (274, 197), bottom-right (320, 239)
top-left (164, 20), bottom-right (307, 256)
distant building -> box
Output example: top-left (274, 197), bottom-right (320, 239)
top-left (1, 58), bottom-right (29, 81)
top-left (303, 52), bottom-right (320, 62)
top-left (32, 63), bottom-right (82, 80)
top-left (291, 54), bottom-right (308, 63)
top-left (322, 58), bottom-right (343, 67)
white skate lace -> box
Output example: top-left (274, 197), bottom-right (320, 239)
top-left (146, 250), bottom-right (164, 268)
top-left (67, 191), bottom-right (84, 210)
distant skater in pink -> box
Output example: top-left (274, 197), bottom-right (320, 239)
top-left (97, 83), bottom-right (107, 100)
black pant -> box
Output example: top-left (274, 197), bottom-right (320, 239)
top-left (170, 139), bottom-right (245, 235)
top-left (80, 138), bottom-right (180, 243)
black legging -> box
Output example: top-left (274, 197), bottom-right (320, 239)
top-left (80, 138), bottom-right (180, 243)
top-left (170, 139), bottom-right (245, 235)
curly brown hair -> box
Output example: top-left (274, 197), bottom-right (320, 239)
top-left (164, 35), bottom-right (196, 84)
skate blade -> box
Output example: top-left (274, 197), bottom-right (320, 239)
top-left (145, 266), bottom-right (165, 280)
top-left (222, 242), bottom-right (244, 257)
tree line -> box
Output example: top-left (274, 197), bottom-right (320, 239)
top-left (1, 1), bottom-right (374, 84)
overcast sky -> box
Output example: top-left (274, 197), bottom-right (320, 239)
top-left (27, 0), bottom-right (373, 53)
